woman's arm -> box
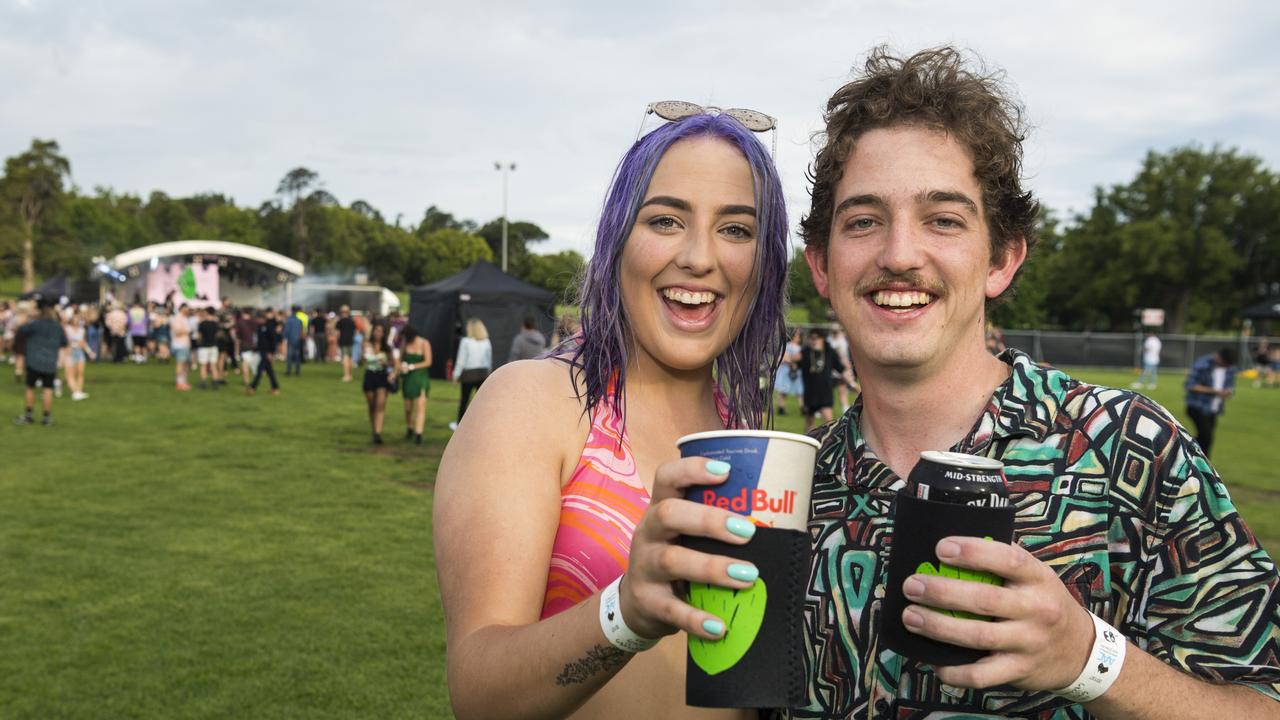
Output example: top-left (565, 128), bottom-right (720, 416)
top-left (436, 361), bottom-right (756, 719)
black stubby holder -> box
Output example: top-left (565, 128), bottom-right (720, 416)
top-left (881, 492), bottom-right (1015, 666)
top-left (679, 527), bottom-right (809, 708)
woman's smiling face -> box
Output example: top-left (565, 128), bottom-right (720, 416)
top-left (619, 136), bottom-right (759, 374)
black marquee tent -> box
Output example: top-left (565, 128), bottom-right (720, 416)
top-left (408, 261), bottom-right (556, 379)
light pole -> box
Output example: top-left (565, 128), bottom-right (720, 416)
top-left (494, 161), bottom-right (517, 272)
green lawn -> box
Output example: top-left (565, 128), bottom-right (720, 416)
top-left (1, 360), bottom-right (1276, 719)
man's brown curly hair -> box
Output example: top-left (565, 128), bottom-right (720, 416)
top-left (800, 46), bottom-right (1039, 307)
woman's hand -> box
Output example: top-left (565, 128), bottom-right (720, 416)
top-left (618, 457), bottom-right (760, 641)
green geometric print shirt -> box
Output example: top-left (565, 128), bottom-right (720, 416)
top-left (774, 350), bottom-right (1280, 719)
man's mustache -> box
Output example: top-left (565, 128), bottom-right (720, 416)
top-left (852, 272), bottom-right (946, 298)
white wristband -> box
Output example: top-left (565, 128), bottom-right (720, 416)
top-left (1053, 612), bottom-right (1127, 704)
top-left (598, 575), bottom-right (658, 653)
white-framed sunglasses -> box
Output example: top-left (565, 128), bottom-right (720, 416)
top-left (636, 100), bottom-right (777, 156)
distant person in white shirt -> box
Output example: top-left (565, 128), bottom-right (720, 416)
top-left (450, 318), bottom-right (492, 431)
top-left (1134, 330), bottom-right (1163, 389)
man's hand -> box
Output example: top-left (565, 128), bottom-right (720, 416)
top-left (901, 536), bottom-right (1094, 690)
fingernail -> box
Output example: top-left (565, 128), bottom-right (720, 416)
top-left (705, 460), bottom-right (731, 476)
top-left (903, 577), bottom-right (925, 598)
top-left (903, 608), bottom-right (924, 630)
top-left (725, 516), bottom-right (756, 539)
top-left (702, 618), bottom-right (725, 636)
top-left (727, 563), bottom-right (759, 583)
top-left (937, 539), bottom-right (960, 559)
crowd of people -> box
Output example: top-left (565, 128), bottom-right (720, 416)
top-left (0, 295), bottom-right (579, 446)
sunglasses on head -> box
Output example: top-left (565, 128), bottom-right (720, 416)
top-left (636, 100), bottom-right (777, 155)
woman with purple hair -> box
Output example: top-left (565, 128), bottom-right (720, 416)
top-left (434, 106), bottom-right (789, 718)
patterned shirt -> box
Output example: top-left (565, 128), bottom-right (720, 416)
top-left (776, 350), bottom-right (1280, 719)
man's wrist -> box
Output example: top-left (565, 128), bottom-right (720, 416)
top-left (1053, 611), bottom-right (1127, 704)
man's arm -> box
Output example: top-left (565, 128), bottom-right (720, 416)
top-left (901, 537), bottom-right (1280, 720)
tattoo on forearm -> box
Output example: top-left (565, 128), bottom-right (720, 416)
top-left (554, 644), bottom-right (629, 686)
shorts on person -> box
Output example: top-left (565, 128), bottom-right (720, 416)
top-left (340, 344), bottom-right (354, 359)
top-left (172, 345), bottom-right (191, 363)
top-left (240, 349), bottom-right (261, 375)
top-left (775, 364), bottom-right (803, 396)
top-left (26, 368), bottom-right (55, 389)
top-left (70, 348), bottom-right (87, 365)
top-left (196, 346), bottom-right (218, 364)
top-left (363, 368), bottom-right (390, 392)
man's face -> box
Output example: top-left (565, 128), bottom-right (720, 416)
top-left (805, 125), bottom-right (1024, 377)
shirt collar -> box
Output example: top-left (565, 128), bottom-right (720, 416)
top-left (813, 349), bottom-right (1066, 481)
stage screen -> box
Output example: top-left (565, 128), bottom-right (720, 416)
top-left (147, 263), bottom-right (220, 308)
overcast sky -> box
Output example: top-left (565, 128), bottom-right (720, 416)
top-left (3, 1), bottom-right (1279, 259)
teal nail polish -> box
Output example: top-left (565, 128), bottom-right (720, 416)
top-left (705, 460), bottom-right (731, 476)
top-left (725, 516), bottom-right (756, 539)
top-left (727, 563), bottom-right (759, 583)
top-left (702, 618), bottom-right (725, 636)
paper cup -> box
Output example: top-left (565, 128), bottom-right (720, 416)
top-left (676, 430), bottom-right (819, 708)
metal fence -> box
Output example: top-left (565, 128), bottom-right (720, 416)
top-left (795, 325), bottom-right (1277, 370)
top-left (1000, 331), bottom-right (1277, 370)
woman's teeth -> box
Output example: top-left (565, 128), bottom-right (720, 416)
top-left (872, 290), bottom-right (933, 309)
top-left (662, 288), bottom-right (716, 306)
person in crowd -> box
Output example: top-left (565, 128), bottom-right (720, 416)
top-left (293, 305), bottom-right (309, 365)
top-left (127, 301), bottom-right (149, 363)
top-left (62, 308), bottom-right (95, 400)
top-left (549, 312), bottom-right (581, 349)
top-left (1133, 329), bottom-right (1163, 389)
top-left (434, 107), bottom-right (789, 718)
top-left (773, 327), bottom-right (805, 416)
top-left (1253, 339), bottom-right (1275, 388)
top-left (508, 313), bottom-right (548, 362)
top-left (216, 308), bottom-right (236, 378)
top-left (150, 306), bottom-right (171, 363)
top-left (798, 328), bottom-right (845, 431)
top-left (283, 305), bottom-right (304, 376)
top-left (233, 308), bottom-right (259, 386)
top-left (14, 301), bottom-right (66, 426)
top-left (361, 321), bottom-right (397, 445)
top-left (169, 305), bottom-right (193, 391)
top-left (771, 46), bottom-right (1279, 718)
top-left (826, 323), bottom-right (857, 412)
top-left (0, 300), bottom-right (12, 363)
top-left (195, 306), bottom-right (221, 390)
top-left (105, 302), bottom-right (128, 363)
top-left (352, 313), bottom-right (366, 368)
top-left (399, 324), bottom-right (432, 445)
top-left (1184, 347), bottom-right (1238, 458)
top-left (336, 305), bottom-right (356, 381)
top-left (7, 302), bottom-right (30, 380)
top-left (448, 318), bottom-right (492, 432)
top-left (310, 307), bottom-right (328, 362)
top-left (247, 310), bottom-right (280, 396)
top-left (83, 304), bottom-right (102, 362)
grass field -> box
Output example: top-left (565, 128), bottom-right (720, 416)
top-left (1, 359), bottom-right (1276, 719)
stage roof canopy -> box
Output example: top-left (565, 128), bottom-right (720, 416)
top-left (106, 240), bottom-right (305, 278)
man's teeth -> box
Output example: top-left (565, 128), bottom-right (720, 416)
top-left (662, 289), bottom-right (716, 306)
top-left (872, 290), bottom-right (933, 308)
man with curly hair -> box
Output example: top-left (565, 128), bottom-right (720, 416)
top-left (784, 46), bottom-right (1280, 719)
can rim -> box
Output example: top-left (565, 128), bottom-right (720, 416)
top-left (676, 429), bottom-right (821, 450)
top-left (919, 450), bottom-right (1004, 470)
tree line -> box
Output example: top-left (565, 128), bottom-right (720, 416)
top-left (0, 142), bottom-right (586, 303)
top-left (2, 139), bottom-right (1277, 332)
top-left (787, 144), bottom-right (1280, 333)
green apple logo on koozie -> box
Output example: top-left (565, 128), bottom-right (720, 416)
top-left (688, 580), bottom-right (767, 675)
top-left (915, 560), bottom-right (1003, 621)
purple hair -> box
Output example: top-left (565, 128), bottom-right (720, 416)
top-left (568, 113), bottom-right (789, 430)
